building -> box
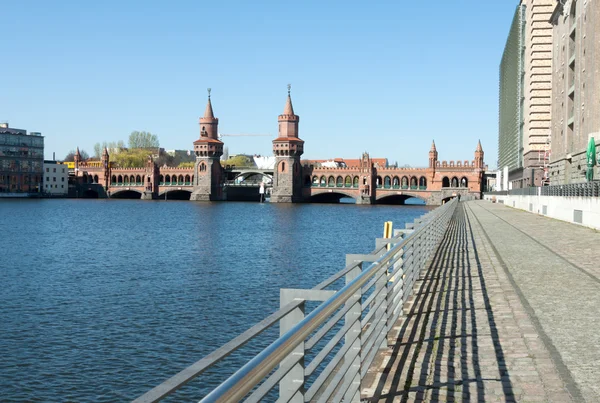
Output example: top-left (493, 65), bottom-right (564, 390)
top-left (499, 0), bottom-right (554, 188)
top-left (43, 160), bottom-right (69, 196)
top-left (549, 0), bottom-right (600, 184)
top-left (0, 122), bottom-right (44, 194)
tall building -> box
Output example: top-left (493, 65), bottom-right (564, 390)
top-left (499, 0), bottom-right (554, 188)
top-left (549, 0), bottom-right (600, 184)
top-left (0, 122), bottom-right (44, 194)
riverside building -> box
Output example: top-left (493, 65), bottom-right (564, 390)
top-left (548, 0), bottom-right (600, 184)
top-left (0, 122), bottom-right (44, 195)
top-left (43, 160), bottom-right (68, 196)
top-left (499, 0), bottom-right (554, 189)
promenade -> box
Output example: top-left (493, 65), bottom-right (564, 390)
top-left (362, 200), bottom-right (600, 402)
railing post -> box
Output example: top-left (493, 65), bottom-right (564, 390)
top-left (279, 290), bottom-right (306, 403)
top-left (343, 254), bottom-right (374, 403)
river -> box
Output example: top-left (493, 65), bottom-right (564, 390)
top-left (0, 199), bottom-right (432, 402)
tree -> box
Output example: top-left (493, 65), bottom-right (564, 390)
top-left (111, 149), bottom-right (152, 168)
top-left (128, 131), bottom-right (159, 149)
top-left (63, 149), bottom-right (89, 162)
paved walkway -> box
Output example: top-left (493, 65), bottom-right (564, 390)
top-left (362, 200), bottom-right (600, 402)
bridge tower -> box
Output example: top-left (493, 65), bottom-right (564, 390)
top-left (271, 85), bottom-right (304, 203)
top-left (429, 140), bottom-right (438, 168)
top-left (191, 89), bottom-right (225, 201)
top-left (357, 152), bottom-right (376, 204)
top-left (101, 147), bottom-right (110, 189)
top-left (74, 147), bottom-right (82, 171)
top-left (475, 140), bottom-right (484, 169)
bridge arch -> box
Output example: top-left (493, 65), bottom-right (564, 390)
top-left (376, 193), bottom-right (426, 205)
top-left (401, 176), bottom-right (408, 189)
top-left (410, 176), bottom-right (417, 188)
top-left (442, 177), bottom-right (450, 187)
top-left (461, 177), bottom-right (468, 187)
top-left (231, 171), bottom-right (273, 184)
top-left (419, 176), bottom-right (427, 188)
top-left (383, 176), bottom-right (391, 189)
top-left (110, 188), bottom-right (143, 199)
top-left (336, 176), bottom-right (343, 187)
top-left (353, 176), bottom-right (359, 188)
top-left (451, 177), bottom-right (459, 187)
top-left (392, 176), bottom-right (400, 188)
top-left (328, 176), bottom-right (335, 187)
top-left (158, 189), bottom-right (192, 200)
top-left (309, 189), bottom-right (357, 203)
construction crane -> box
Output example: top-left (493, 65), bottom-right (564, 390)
top-left (218, 133), bottom-right (271, 141)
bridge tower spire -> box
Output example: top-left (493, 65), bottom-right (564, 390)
top-left (474, 140), bottom-right (484, 169)
top-left (191, 89), bottom-right (225, 201)
top-left (429, 140), bottom-right (438, 168)
top-left (271, 84), bottom-right (305, 203)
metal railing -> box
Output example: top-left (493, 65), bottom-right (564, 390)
top-left (485, 181), bottom-right (600, 197)
top-left (133, 198), bottom-right (458, 403)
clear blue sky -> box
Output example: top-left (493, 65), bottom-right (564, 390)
top-left (1, 1), bottom-right (518, 168)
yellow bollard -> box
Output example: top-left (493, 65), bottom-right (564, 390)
top-left (383, 221), bottom-right (395, 282)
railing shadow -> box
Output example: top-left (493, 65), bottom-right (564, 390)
top-left (365, 204), bottom-right (515, 402)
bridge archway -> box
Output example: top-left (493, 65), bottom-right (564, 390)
top-left (376, 193), bottom-right (426, 205)
top-left (442, 195), bottom-right (458, 204)
top-left (231, 171), bottom-right (273, 185)
top-left (159, 189), bottom-right (192, 200)
top-left (442, 177), bottom-right (450, 187)
top-left (309, 190), bottom-right (357, 204)
top-left (110, 189), bottom-right (142, 199)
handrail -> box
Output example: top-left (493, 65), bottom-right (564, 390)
top-left (133, 198), bottom-right (458, 402)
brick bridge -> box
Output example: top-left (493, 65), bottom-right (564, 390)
top-left (73, 90), bottom-right (486, 205)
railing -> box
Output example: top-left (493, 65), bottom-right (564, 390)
top-left (133, 198), bottom-right (458, 403)
top-left (485, 181), bottom-right (600, 197)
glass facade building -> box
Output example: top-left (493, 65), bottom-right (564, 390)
top-left (498, 4), bottom-right (526, 173)
top-left (0, 123), bottom-right (44, 193)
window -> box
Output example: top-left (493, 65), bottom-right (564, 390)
top-left (46, 168), bottom-right (49, 172)
top-left (61, 185), bottom-right (64, 188)
top-left (53, 177), bottom-right (56, 182)
top-left (53, 168), bottom-right (56, 172)
top-left (46, 177), bottom-right (49, 181)
top-left (62, 168), bottom-right (65, 173)
top-left (61, 177), bottom-right (64, 182)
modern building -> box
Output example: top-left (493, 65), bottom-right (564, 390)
top-left (499, 0), bottom-right (554, 188)
top-left (548, 0), bottom-right (600, 184)
top-left (43, 160), bottom-right (69, 196)
top-left (0, 122), bottom-right (44, 194)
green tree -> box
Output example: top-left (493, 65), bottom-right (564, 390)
top-left (128, 131), bottom-right (159, 149)
top-left (221, 155), bottom-right (255, 168)
top-left (111, 149), bottom-right (152, 168)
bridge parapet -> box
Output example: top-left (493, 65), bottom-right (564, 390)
top-left (133, 199), bottom-right (458, 402)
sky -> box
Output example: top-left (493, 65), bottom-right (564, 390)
top-left (1, 0), bottom-right (518, 168)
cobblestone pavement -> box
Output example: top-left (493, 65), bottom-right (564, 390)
top-left (466, 201), bottom-right (600, 402)
top-left (361, 201), bottom-right (598, 402)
